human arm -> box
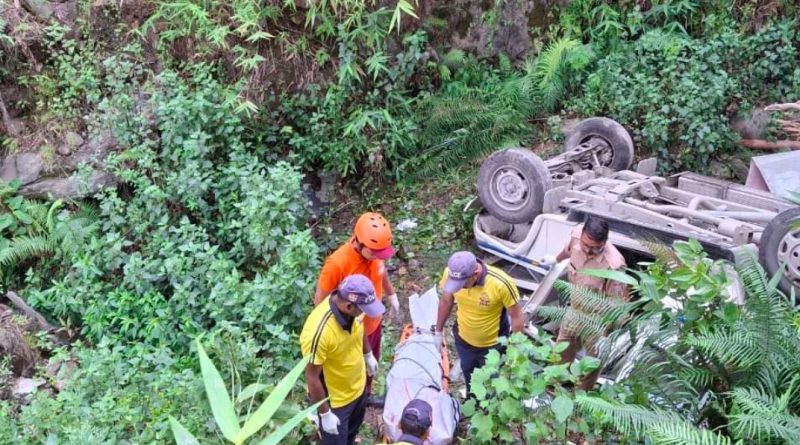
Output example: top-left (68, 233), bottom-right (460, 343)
top-left (382, 269), bottom-right (400, 316)
top-left (507, 303), bottom-right (523, 333)
top-left (314, 260), bottom-right (343, 305)
top-left (382, 271), bottom-right (395, 297)
top-left (435, 291), bottom-right (454, 334)
top-left (305, 363), bottom-right (331, 414)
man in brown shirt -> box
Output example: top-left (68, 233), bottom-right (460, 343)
top-left (545, 216), bottom-right (628, 390)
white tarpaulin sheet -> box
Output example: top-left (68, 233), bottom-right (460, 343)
top-left (382, 287), bottom-right (460, 444)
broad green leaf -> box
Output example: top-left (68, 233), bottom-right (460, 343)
top-left (7, 196), bottom-right (23, 210)
top-left (0, 214), bottom-right (14, 231)
top-left (550, 395), bottom-right (574, 423)
top-left (196, 340), bottom-right (240, 442)
top-left (720, 302), bottom-right (740, 324)
top-left (529, 377), bottom-right (547, 396)
top-left (234, 356), bottom-right (310, 443)
top-left (577, 268), bottom-right (638, 286)
top-left (255, 399), bottom-right (325, 445)
top-left (169, 416), bottom-right (201, 445)
top-left (485, 349), bottom-right (501, 366)
top-left (553, 340), bottom-right (569, 354)
top-left (461, 398), bottom-right (476, 417)
top-left (471, 412), bottom-right (494, 442)
top-left (492, 377), bottom-right (511, 394)
top-left (571, 356), bottom-right (600, 376)
top-left (236, 383), bottom-right (270, 405)
top-left (12, 209), bottom-right (33, 225)
top-left (471, 379), bottom-right (488, 400)
top-left (500, 398), bottom-right (523, 419)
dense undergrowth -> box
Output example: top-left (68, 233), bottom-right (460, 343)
top-left (1, 0), bottom-right (799, 443)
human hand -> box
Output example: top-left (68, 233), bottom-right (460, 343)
top-left (387, 293), bottom-right (400, 322)
top-left (364, 352), bottom-right (378, 377)
top-left (539, 254), bottom-right (557, 268)
top-left (320, 410), bottom-right (340, 435)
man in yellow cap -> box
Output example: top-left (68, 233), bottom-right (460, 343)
top-left (435, 250), bottom-right (523, 397)
top-left (301, 274), bottom-right (386, 445)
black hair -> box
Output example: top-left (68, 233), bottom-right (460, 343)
top-left (400, 417), bottom-right (430, 438)
top-left (582, 216), bottom-right (609, 243)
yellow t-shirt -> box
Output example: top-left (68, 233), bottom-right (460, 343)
top-left (439, 264), bottom-right (520, 348)
top-left (299, 297), bottom-right (366, 408)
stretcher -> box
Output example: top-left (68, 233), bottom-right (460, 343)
top-left (381, 287), bottom-right (460, 444)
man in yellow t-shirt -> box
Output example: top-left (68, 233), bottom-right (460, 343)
top-left (434, 251), bottom-right (523, 396)
top-left (300, 274), bottom-right (385, 445)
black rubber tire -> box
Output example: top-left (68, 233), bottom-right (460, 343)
top-left (477, 148), bottom-right (552, 224)
top-left (564, 117), bottom-right (635, 172)
top-left (759, 207), bottom-right (800, 296)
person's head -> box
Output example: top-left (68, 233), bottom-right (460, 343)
top-left (442, 251), bottom-right (482, 294)
top-left (333, 274), bottom-right (385, 319)
top-left (580, 216), bottom-right (609, 258)
top-left (400, 399), bottom-right (433, 439)
top-left (353, 212), bottom-right (395, 260)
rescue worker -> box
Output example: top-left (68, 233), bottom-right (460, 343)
top-left (394, 399), bottom-right (433, 444)
top-left (541, 216), bottom-right (629, 390)
top-left (300, 274), bottom-right (385, 445)
top-left (434, 251), bottom-right (523, 397)
top-left (314, 212), bottom-right (399, 404)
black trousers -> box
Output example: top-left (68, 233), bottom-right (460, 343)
top-left (318, 390), bottom-right (367, 445)
top-left (454, 309), bottom-right (509, 397)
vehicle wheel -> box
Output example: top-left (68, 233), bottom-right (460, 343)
top-left (564, 117), bottom-right (634, 172)
top-left (477, 148), bottom-right (552, 224)
top-left (759, 207), bottom-right (800, 296)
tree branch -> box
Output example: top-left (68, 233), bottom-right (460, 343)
top-left (740, 139), bottom-right (800, 150)
top-left (4, 291), bottom-right (58, 332)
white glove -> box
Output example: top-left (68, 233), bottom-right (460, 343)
top-left (539, 254), bottom-right (557, 267)
top-left (364, 352), bottom-right (378, 377)
top-left (387, 293), bottom-right (400, 319)
top-left (320, 410), bottom-right (340, 435)
top-left (433, 331), bottom-right (443, 353)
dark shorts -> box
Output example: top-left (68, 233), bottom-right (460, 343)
top-left (318, 390), bottom-right (367, 445)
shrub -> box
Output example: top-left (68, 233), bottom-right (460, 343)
top-left (569, 22), bottom-right (800, 173)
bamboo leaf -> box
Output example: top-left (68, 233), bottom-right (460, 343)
top-left (236, 383), bottom-right (270, 405)
top-left (196, 339), bottom-right (240, 442)
top-left (169, 417), bottom-right (201, 445)
top-left (255, 399), bottom-right (325, 445)
top-left (234, 356), bottom-right (310, 443)
top-left (578, 268), bottom-right (638, 286)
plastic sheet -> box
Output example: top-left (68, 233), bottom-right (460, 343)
top-left (382, 287), bottom-right (460, 444)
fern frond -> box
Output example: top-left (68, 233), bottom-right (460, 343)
top-left (684, 330), bottom-right (762, 370)
top-left (647, 422), bottom-right (732, 445)
top-left (0, 235), bottom-right (57, 267)
top-left (537, 305), bottom-right (567, 324)
top-left (576, 395), bottom-right (683, 436)
top-left (640, 239), bottom-right (680, 268)
top-left (728, 413), bottom-right (800, 443)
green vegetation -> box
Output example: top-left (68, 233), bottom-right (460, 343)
top-left (1, 0), bottom-right (799, 443)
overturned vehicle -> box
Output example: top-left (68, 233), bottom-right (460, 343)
top-left (471, 117), bottom-right (800, 298)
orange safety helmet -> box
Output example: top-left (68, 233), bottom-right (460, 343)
top-left (354, 212), bottom-right (395, 259)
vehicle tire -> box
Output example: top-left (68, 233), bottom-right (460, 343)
top-left (564, 117), bottom-right (634, 172)
top-left (758, 207), bottom-right (800, 296)
top-left (477, 148), bottom-right (552, 224)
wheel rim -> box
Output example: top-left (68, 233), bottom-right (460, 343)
top-left (777, 230), bottom-right (800, 289)
top-left (576, 136), bottom-right (614, 168)
top-left (490, 166), bottom-right (530, 212)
